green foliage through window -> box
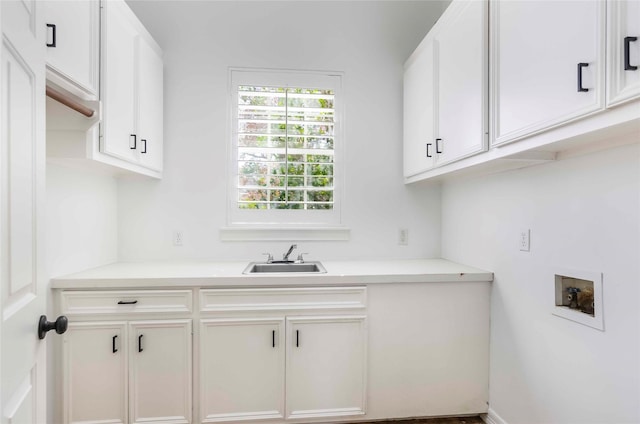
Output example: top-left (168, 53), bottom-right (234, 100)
top-left (237, 85), bottom-right (335, 210)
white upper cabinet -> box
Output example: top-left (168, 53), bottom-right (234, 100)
top-left (45, 0), bottom-right (164, 178)
top-left (433, 0), bottom-right (488, 165)
top-left (403, 0), bottom-right (487, 178)
top-left (403, 37), bottom-right (436, 177)
top-left (606, 0), bottom-right (640, 107)
top-left (137, 35), bottom-right (164, 171)
top-left (101, 0), bottom-right (138, 164)
top-left (44, 0), bottom-right (100, 100)
top-left (404, 0), bottom-right (638, 182)
top-left (491, 0), bottom-right (606, 146)
top-left (101, 0), bottom-right (164, 173)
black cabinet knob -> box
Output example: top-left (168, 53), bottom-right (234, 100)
top-left (38, 315), bottom-right (68, 340)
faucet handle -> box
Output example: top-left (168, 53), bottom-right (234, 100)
top-left (262, 253), bottom-right (273, 263)
top-left (295, 253), bottom-right (309, 264)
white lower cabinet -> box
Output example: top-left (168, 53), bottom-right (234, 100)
top-left (62, 320), bottom-right (192, 424)
top-left (59, 283), bottom-right (489, 424)
top-left (129, 321), bottom-right (193, 424)
top-left (286, 316), bottom-right (367, 420)
top-left (198, 287), bottom-right (368, 424)
top-left (199, 316), bottom-right (367, 423)
top-left (366, 283), bottom-right (490, 417)
top-left (63, 322), bottom-right (127, 424)
top-left (200, 318), bottom-right (286, 422)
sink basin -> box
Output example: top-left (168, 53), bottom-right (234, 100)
top-left (243, 261), bottom-right (327, 274)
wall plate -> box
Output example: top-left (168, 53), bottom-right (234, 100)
top-left (552, 268), bottom-right (604, 331)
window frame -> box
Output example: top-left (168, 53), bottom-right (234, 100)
top-left (226, 68), bottom-right (345, 231)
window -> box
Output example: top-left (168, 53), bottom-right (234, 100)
top-left (228, 69), bottom-right (343, 229)
top-left (237, 86), bottom-right (335, 210)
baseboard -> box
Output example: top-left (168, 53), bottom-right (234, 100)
top-left (481, 408), bottom-right (508, 424)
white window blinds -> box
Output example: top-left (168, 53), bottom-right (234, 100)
top-left (236, 86), bottom-right (335, 210)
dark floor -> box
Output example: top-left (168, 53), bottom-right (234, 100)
top-left (354, 417), bottom-right (484, 424)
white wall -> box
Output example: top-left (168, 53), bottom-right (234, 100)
top-left (441, 142), bottom-right (640, 424)
top-left (46, 164), bottom-right (118, 278)
top-left (118, 0), bottom-right (446, 261)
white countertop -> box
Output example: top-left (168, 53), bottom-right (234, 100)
top-left (51, 258), bottom-right (493, 289)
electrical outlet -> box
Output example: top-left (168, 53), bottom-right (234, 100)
top-left (173, 231), bottom-right (184, 247)
top-left (399, 228), bottom-right (409, 245)
top-left (519, 229), bottom-right (530, 252)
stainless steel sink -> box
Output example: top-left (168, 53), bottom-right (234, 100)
top-left (243, 261), bottom-right (327, 274)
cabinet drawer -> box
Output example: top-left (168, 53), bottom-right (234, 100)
top-left (200, 287), bottom-right (367, 313)
top-left (61, 290), bottom-right (193, 316)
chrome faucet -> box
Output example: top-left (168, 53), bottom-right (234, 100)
top-left (282, 244), bottom-right (297, 262)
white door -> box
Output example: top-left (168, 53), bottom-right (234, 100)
top-left (491, 0), bottom-right (605, 145)
top-left (403, 36), bottom-right (436, 177)
top-left (433, 0), bottom-right (487, 165)
top-left (0, 1), bottom-right (48, 423)
top-left (62, 322), bottom-right (127, 424)
top-left (286, 316), bottom-right (367, 420)
top-left (200, 318), bottom-right (285, 422)
top-left (137, 35), bottom-right (164, 172)
top-left (606, 0), bottom-right (640, 107)
top-left (101, 0), bottom-right (138, 163)
top-left (129, 320), bottom-right (192, 424)
top-left (43, 0), bottom-right (100, 99)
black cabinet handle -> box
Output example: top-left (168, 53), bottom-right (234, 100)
top-left (117, 300), bottom-right (138, 305)
top-left (577, 63), bottom-right (589, 92)
top-left (625, 36), bottom-right (638, 71)
top-left (46, 24), bottom-right (56, 47)
top-left (138, 334), bottom-right (143, 352)
top-left (38, 315), bottom-right (68, 339)
top-left (296, 330), bottom-right (299, 347)
top-left (426, 143), bottom-right (432, 158)
top-left (436, 138), bottom-right (443, 154)
top-left (141, 139), bottom-right (147, 154)
top-left (112, 335), bottom-right (118, 353)
top-left (272, 330), bottom-right (275, 348)
top-left (130, 134), bottom-right (137, 149)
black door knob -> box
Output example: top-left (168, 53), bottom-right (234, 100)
top-left (38, 315), bottom-right (68, 340)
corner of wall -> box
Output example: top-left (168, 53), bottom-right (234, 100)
top-left (483, 408), bottom-right (509, 424)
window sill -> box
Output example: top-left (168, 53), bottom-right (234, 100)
top-left (219, 226), bottom-right (350, 241)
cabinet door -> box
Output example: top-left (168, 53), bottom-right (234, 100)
top-left (129, 320), bottom-right (192, 424)
top-left (286, 316), bottom-right (367, 420)
top-left (200, 318), bottom-right (285, 422)
top-left (433, 0), bottom-right (487, 165)
top-left (403, 37), bottom-right (436, 177)
top-left (607, 0), bottom-right (640, 107)
top-left (62, 322), bottom-right (127, 424)
top-left (44, 0), bottom-right (100, 99)
top-left (137, 35), bottom-right (164, 172)
top-left (491, 1), bottom-right (605, 145)
top-left (101, 0), bottom-right (138, 162)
